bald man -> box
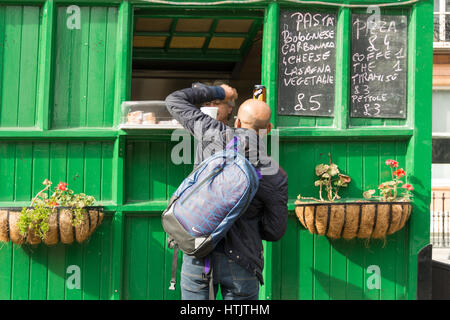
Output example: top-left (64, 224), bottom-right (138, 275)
top-left (235, 98), bottom-right (273, 133)
top-left (165, 83), bottom-right (288, 300)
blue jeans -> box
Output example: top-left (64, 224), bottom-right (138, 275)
top-left (180, 251), bottom-right (259, 300)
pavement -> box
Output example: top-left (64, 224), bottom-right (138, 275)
top-left (433, 247), bottom-right (450, 264)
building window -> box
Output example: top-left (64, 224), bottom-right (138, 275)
top-left (434, 0), bottom-right (450, 48)
top-left (432, 89), bottom-right (450, 186)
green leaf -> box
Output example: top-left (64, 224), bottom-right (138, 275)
top-left (333, 180), bottom-right (343, 187)
top-left (327, 163), bottom-right (340, 176)
top-left (315, 164), bottom-right (329, 176)
top-left (363, 189), bottom-right (376, 199)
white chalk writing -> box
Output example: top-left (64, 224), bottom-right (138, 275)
top-left (278, 11), bottom-right (337, 116)
top-left (350, 14), bottom-right (407, 118)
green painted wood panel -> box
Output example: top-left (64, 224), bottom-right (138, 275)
top-left (273, 215), bottom-right (410, 300)
top-left (271, 140), bottom-right (411, 299)
top-left (282, 140), bottom-right (409, 200)
top-left (52, 6), bottom-right (117, 129)
top-left (0, 141), bottom-right (114, 204)
top-left (0, 5), bottom-right (41, 128)
top-left (0, 214), bottom-right (113, 300)
top-left (123, 214), bottom-right (182, 300)
top-left (125, 140), bottom-right (193, 203)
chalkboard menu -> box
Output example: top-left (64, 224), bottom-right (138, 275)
top-left (278, 10), bottom-right (337, 117)
top-left (350, 14), bottom-right (408, 119)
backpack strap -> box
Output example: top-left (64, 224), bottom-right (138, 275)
top-left (255, 167), bottom-right (262, 180)
top-left (225, 136), bottom-right (240, 152)
top-left (202, 255), bottom-right (215, 300)
top-left (168, 242), bottom-right (179, 291)
top-left (226, 136), bottom-right (262, 180)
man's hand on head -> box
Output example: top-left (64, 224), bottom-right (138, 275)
top-left (220, 84), bottom-right (238, 102)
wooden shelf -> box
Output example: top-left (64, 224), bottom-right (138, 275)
top-left (277, 127), bottom-right (414, 140)
top-left (0, 126), bottom-right (415, 140)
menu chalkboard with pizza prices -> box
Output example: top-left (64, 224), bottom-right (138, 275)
top-left (350, 14), bottom-right (408, 119)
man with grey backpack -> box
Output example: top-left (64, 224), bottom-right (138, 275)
top-left (164, 83), bottom-right (288, 300)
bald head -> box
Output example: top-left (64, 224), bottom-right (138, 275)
top-left (236, 99), bottom-right (272, 133)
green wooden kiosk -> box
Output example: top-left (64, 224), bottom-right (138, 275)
top-left (0, 0), bottom-right (432, 300)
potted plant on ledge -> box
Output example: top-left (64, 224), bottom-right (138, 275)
top-left (295, 155), bottom-right (412, 240)
top-left (0, 179), bottom-right (104, 245)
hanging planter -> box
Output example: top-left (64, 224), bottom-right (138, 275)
top-left (0, 179), bottom-right (103, 246)
top-left (0, 206), bottom-right (103, 245)
top-left (296, 155), bottom-right (413, 240)
top-left (294, 201), bottom-right (411, 240)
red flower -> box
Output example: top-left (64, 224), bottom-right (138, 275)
top-left (57, 182), bottom-right (68, 191)
top-left (385, 159), bottom-right (399, 168)
top-left (393, 168), bottom-right (406, 178)
top-left (402, 183), bottom-right (413, 191)
top-left (378, 183), bottom-right (385, 189)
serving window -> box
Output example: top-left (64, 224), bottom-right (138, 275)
top-left (119, 9), bottom-right (264, 130)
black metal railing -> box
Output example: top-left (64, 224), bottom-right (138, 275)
top-left (431, 192), bottom-right (450, 248)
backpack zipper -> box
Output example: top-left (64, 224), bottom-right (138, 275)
top-left (180, 165), bottom-right (225, 205)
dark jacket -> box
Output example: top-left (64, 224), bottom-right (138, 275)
top-left (165, 84), bottom-right (288, 284)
